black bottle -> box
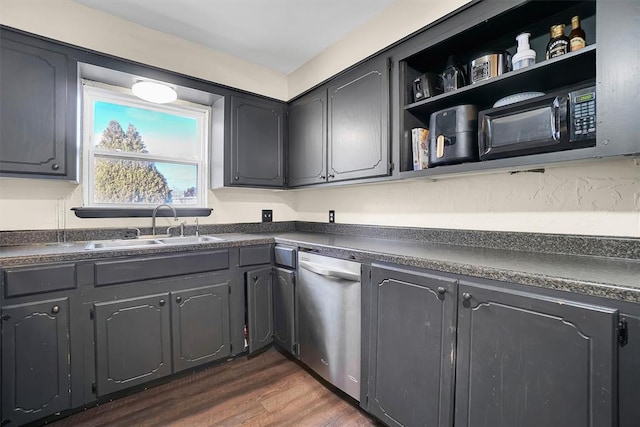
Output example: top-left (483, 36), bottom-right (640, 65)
top-left (441, 56), bottom-right (466, 93)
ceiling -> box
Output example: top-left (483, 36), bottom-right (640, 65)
top-left (72, 0), bottom-right (396, 74)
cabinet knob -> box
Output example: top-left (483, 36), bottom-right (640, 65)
top-left (320, 175), bottom-right (326, 180)
top-left (51, 163), bottom-right (59, 171)
top-left (51, 305), bottom-right (60, 314)
top-left (159, 299), bottom-right (166, 307)
top-left (437, 287), bottom-right (446, 295)
top-left (328, 174), bottom-right (335, 179)
top-left (176, 296), bottom-right (182, 303)
top-left (462, 293), bottom-right (472, 302)
top-left (253, 275), bottom-right (258, 282)
top-left (235, 175), bottom-right (240, 181)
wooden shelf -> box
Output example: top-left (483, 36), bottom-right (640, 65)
top-left (404, 45), bottom-right (596, 117)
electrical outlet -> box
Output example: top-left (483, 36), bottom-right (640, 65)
top-left (329, 210), bottom-right (335, 223)
top-left (262, 209), bottom-right (273, 223)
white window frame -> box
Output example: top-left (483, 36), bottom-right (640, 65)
top-left (82, 81), bottom-right (210, 208)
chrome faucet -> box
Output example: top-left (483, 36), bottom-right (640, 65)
top-left (151, 204), bottom-right (177, 236)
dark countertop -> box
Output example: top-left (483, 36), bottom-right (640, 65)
top-left (273, 232), bottom-right (640, 303)
top-left (1, 231), bottom-right (639, 303)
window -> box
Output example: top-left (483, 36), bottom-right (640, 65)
top-left (82, 82), bottom-right (209, 208)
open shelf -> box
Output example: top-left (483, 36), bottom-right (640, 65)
top-left (398, 146), bottom-right (598, 180)
top-left (404, 45), bottom-right (596, 117)
top-left (397, 0), bottom-right (598, 175)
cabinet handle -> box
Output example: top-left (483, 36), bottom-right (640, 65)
top-left (462, 293), bottom-right (472, 302)
top-left (159, 299), bottom-right (166, 307)
top-left (51, 163), bottom-right (60, 171)
top-left (176, 296), bottom-right (182, 303)
top-left (328, 174), bottom-right (335, 179)
top-left (437, 287), bottom-right (446, 295)
top-left (320, 175), bottom-right (326, 179)
top-left (51, 305), bottom-right (60, 314)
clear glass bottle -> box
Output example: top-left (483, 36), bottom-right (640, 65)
top-left (546, 24), bottom-right (569, 59)
top-left (569, 15), bottom-right (586, 52)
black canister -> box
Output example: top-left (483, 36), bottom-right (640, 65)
top-left (428, 105), bottom-right (479, 167)
top-left (441, 55), bottom-right (466, 92)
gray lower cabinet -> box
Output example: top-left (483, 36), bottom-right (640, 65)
top-left (327, 55), bottom-right (390, 182)
top-left (246, 266), bottom-right (274, 353)
top-left (1, 298), bottom-right (71, 426)
top-left (287, 89), bottom-right (327, 187)
top-left (0, 30), bottom-right (77, 180)
top-left (273, 267), bottom-right (295, 354)
top-left (366, 264), bottom-right (457, 427)
top-left (455, 280), bottom-right (618, 427)
top-left (171, 283), bottom-right (231, 372)
top-left (229, 94), bottom-right (285, 187)
top-left (93, 293), bottom-right (172, 396)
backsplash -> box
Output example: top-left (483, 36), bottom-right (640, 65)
top-left (0, 221), bottom-right (296, 247)
top-left (2, 220), bottom-right (638, 261)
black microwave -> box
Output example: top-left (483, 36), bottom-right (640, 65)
top-left (478, 85), bottom-right (596, 160)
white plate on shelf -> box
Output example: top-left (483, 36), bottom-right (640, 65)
top-left (493, 91), bottom-right (545, 108)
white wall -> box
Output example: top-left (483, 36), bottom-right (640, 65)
top-left (294, 159), bottom-right (640, 237)
top-left (288, 0), bottom-right (469, 98)
top-left (0, 0), bottom-right (288, 99)
top-left (1, 0), bottom-right (639, 237)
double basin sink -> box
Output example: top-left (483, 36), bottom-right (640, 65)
top-left (85, 235), bottom-right (225, 250)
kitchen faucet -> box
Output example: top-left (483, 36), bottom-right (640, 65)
top-left (151, 204), bottom-right (177, 236)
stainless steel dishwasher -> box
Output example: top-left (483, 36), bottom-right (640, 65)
top-left (297, 251), bottom-right (361, 401)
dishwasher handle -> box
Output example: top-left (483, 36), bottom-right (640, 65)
top-left (299, 260), bottom-right (360, 282)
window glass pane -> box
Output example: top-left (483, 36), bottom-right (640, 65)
top-left (92, 101), bottom-right (199, 159)
top-left (93, 157), bottom-right (198, 205)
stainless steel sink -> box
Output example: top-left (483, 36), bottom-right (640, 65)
top-left (85, 239), bottom-right (162, 249)
top-left (85, 235), bottom-right (225, 250)
top-left (156, 235), bottom-right (226, 244)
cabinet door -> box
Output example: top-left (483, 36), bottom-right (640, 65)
top-left (596, 1), bottom-right (640, 157)
top-left (0, 32), bottom-right (76, 179)
top-left (455, 281), bottom-right (618, 427)
top-left (287, 90), bottom-right (327, 187)
top-left (327, 55), bottom-right (390, 182)
top-left (367, 265), bottom-right (456, 427)
top-left (230, 94), bottom-right (285, 187)
top-left (93, 293), bottom-right (171, 396)
top-left (273, 267), bottom-right (295, 354)
top-left (246, 267), bottom-right (273, 353)
top-left (1, 298), bottom-right (71, 426)
top-left (171, 283), bottom-right (231, 372)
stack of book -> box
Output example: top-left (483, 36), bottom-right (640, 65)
top-left (411, 127), bottom-right (429, 170)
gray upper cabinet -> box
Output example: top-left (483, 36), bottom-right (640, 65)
top-left (455, 280), bottom-right (618, 427)
top-left (596, 0), bottom-right (640, 157)
top-left (246, 266), bottom-right (274, 353)
top-left (1, 298), bottom-right (71, 426)
top-left (287, 89), bottom-right (327, 187)
top-left (229, 94), bottom-right (285, 187)
top-left (327, 55), bottom-right (390, 182)
top-left (93, 293), bottom-right (172, 396)
top-left (0, 30), bottom-right (77, 180)
top-left (273, 267), bottom-right (295, 354)
top-left (171, 283), bottom-right (231, 373)
top-left (367, 264), bottom-right (457, 427)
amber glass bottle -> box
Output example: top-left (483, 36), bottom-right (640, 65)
top-left (546, 24), bottom-right (569, 59)
top-left (569, 15), bottom-right (587, 52)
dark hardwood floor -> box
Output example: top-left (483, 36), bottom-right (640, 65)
top-left (51, 348), bottom-right (380, 426)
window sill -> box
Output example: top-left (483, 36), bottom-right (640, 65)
top-left (71, 207), bottom-right (213, 219)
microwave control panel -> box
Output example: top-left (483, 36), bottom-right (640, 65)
top-left (569, 86), bottom-right (596, 141)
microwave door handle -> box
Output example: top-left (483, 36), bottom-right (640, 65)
top-left (551, 95), bottom-right (568, 141)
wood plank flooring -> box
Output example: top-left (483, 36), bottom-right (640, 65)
top-left (51, 348), bottom-right (381, 426)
